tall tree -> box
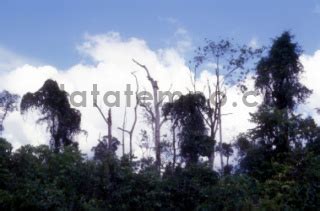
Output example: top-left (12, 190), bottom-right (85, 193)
top-left (253, 31), bottom-right (311, 154)
top-left (132, 59), bottom-right (164, 171)
top-left (255, 32), bottom-right (311, 111)
top-left (20, 79), bottom-right (82, 152)
top-left (193, 39), bottom-right (262, 169)
top-left (163, 93), bottom-right (214, 165)
top-left (237, 32), bottom-right (313, 181)
top-left (0, 90), bottom-right (19, 134)
top-left (118, 72), bottom-right (140, 160)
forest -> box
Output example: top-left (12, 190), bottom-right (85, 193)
top-left (0, 32), bottom-right (319, 210)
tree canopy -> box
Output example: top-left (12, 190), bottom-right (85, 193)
top-left (20, 79), bottom-right (82, 152)
top-left (0, 32), bottom-right (320, 210)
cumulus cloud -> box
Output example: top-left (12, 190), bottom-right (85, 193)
top-left (0, 46), bottom-right (41, 73)
top-left (0, 32), bottom-right (197, 157)
top-left (0, 32), bottom-right (318, 166)
top-left (299, 50), bottom-right (320, 123)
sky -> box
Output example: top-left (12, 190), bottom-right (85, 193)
top-left (1, 0), bottom-right (320, 68)
top-left (0, 0), bottom-right (320, 167)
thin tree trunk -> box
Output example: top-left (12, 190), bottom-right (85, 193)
top-left (130, 72), bottom-right (139, 160)
top-left (206, 81), bottom-right (219, 170)
top-left (153, 85), bottom-right (161, 171)
top-left (172, 126), bottom-right (176, 168)
top-left (117, 72), bottom-right (139, 161)
top-left (133, 59), bottom-right (161, 172)
top-left (121, 108), bottom-right (127, 156)
top-left (219, 99), bottom-right (224, 170)
top-left (107, 109), bottom-right (112, 149)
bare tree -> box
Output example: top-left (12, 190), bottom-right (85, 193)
top-left (132, 59), bottom-right (163, 171)
top-left (118, 72), bottom-right (140, 160)
top-left (193, 39), bottom-right (263, 170)
top-left (120, 107), bottom-right (127, 156)
top-left (94, 103), bottom-right (113, 149)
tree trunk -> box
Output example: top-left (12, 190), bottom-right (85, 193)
top-left (133, 59), bottom-right (162, 172)
top-left (172, 126), bottom-right (176, 168)
top-left (107, 109), bottom-right (112, 149)
top-left (153, 84), bottom-right (161, 171)
top-left (121, 108), bottom-right (126, 156)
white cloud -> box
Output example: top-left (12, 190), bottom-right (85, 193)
top-left (0, 33), bottom-right (196, 157)
top-left (0, 46), bottom-right (41, 73)
top-left (299, 50), bottom-right (320, 123)
top-left (0, 32), bottom-right (319, 168)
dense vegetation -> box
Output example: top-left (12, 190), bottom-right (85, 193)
top-left (0, 32), bottom-right (320, 210)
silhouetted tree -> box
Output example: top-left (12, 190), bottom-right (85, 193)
top-left (20, 79), bottom-right (82, 152)
top-left (0, 90), bottom-right (19, 134)
top-left (92, 135), bottom-right (120, 161)
top-left (253, 31), bottom-right (311, 154)
top-left (163, 93), bottom-right (214, 165)
top-left (219, 143), bottom-right (234, 166)
top-left (238, 32), bottom-right (315, 181)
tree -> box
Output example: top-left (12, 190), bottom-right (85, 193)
top-left (0, 138), bottom-right (12, 192)
top-left (92, 135), bottom-right (120, 161)
top-left (193, 39), bottom-right (263, 170)
top-left (253, 31), bottom-right (311, 154)
top-left (163, 93), bottom-right (214, 165)
top-left (118, 72), bottom-right (140, 160)
top-left (237, 32), bottom-right (315, 181)
top-left (20, 79), bottom-right (82, 152)
top-left (133, 59), bottom-right (164, 172)
top-left (219, 143), bottom-right (234, 166)
top-left (255, 32), bottom-right (311, 111)
top-left (0, 90), bottom-right (19, 134)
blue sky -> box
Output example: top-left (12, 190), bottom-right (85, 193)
top-left (1, 0), bottom-right (320, 154)
top-left (1, 0), bottom-right (320, 69)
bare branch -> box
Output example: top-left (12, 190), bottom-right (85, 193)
top-left (94, 102), bottom-right (108, 125)
top-left (133, 58), bottom-right (162, 172)
top-left (118, 127), bottom-right (130, 134)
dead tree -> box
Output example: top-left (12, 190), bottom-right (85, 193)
top-left (120, 107), bottom-right (127, 156)
top-left (94, 103), bottom-right (113, 149)
top-left (132, 59), bottom-right (162, 171)
top-left (107, 109), bottom-right (112, 149)
top-left (118, 72), bottom-right (139, 160)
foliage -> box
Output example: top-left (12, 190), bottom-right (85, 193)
top-left (255, 32), bottom-right (311, 110)
top-left (0, 90), bottom-right (19, 133)
top-left (163, 93), bottom-right (214, 164)
top-left (0, 32), bottom-right (320, 210)
top-left (20, 79), bottom-right (82, 152)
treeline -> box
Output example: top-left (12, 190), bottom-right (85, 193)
top-left (0, 32), bottom-right (319, 210)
